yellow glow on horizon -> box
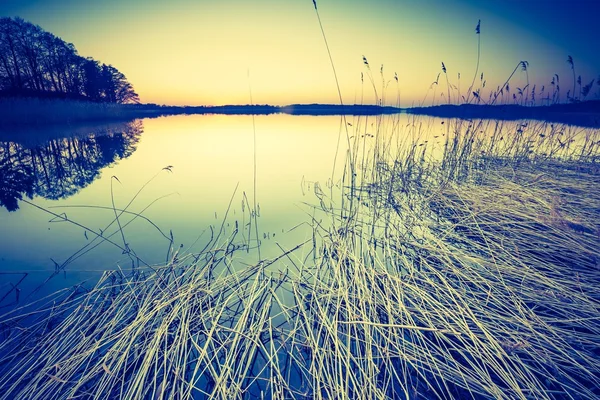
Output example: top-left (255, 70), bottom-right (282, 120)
top-left (6, 0), bottom-right (599, 106)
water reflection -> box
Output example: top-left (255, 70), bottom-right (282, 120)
top-left (3, 113), bottom-right (596, 312)
top-left (0, 114), bottom-right (344, 310)
top-left (0, 121), bottom-right (143, 211)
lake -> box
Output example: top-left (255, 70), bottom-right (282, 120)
top-left (2, 112), bottom-right (598, 309)
top-left (1, 111), bottom-right (594, 309)
top-left (0, 113), bottom-right (384, 306)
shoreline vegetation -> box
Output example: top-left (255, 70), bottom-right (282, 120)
top-left (2, 96), bottom-right (600, 129)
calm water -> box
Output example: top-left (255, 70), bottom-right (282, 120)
top-left (1, 112), bottom-right (594, 308)
top-left (0, 114), bottom-right (366, 306)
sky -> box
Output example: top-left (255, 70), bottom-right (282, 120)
top-left (1, 0), bottom-right (599, 106)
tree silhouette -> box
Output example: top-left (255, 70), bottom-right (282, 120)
top-left (0, 17), bottom-right (138, 103)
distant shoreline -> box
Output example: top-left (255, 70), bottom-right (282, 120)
top-left (108, 100), bottom-right (600, 128)
top-left (0, 98), bottom-right (404, 129)
top-left (2, 97), bottom-right (600, 129)
top-left (131, 103), bottom-right (404, 116)
top-left (406, 101), bottom-right (600, 128)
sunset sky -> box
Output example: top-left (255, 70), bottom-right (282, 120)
top-left (1, 0), bottom-right (599, 106)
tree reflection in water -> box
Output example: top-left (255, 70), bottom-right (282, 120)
top-left (0, 120), bottom-right (143, 211)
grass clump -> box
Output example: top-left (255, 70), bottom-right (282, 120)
top-left (298, 113), bottom-right (600, 398)
top-left (0, 231), bottom-right (308, 399)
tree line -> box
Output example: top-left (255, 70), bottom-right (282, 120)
top-left (0, 17), bottom-right (139, 103)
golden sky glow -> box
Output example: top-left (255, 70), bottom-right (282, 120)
top-left (1, 0), bottom-right (599, 106)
